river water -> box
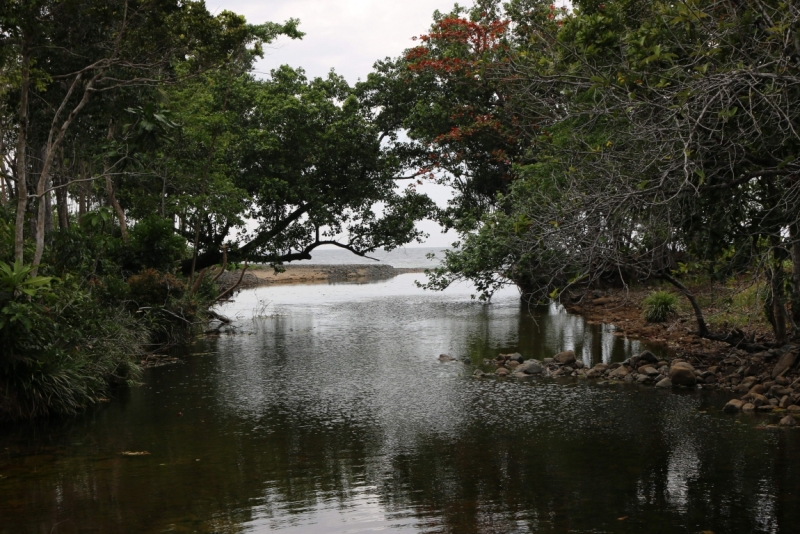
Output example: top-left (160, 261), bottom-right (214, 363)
top-left (1, 273), bottom-right (799, 533)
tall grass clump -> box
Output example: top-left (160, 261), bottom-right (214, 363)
top-left (642, 291), bottom-right (679, 323)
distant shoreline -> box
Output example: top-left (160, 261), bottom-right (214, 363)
top-left (219, 264), bottom-right (427, 289)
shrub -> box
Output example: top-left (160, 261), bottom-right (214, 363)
top-left (121, 216), bottom-right (187, 273)
top-left (642, 291), bottom-right (679, 322)
top-left (127, 268), bottom-right (186, 307)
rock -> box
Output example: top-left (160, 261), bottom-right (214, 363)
top-left (638, 351), bottom-right (659, 365)
top-left (776, 376), bottom-right (790, 386)
top-left (562, 366), bottom-right (574, 373)
top-left (750, 393), bottom-right (769, 407)
top-left (574, 360), bottom-right (585, 369)
top-left (655, 378), bottom-right (672, 388)
top-left (636, 374), bottom-right (652, 384)
top-left (740, 376), bottom-right (759, 389)
top-left (749, 384), bottom-right (767, 396)
top-left (495, 368), bottom-right (510, 377)
top-left (439, 354), bottom-right (456, 362)
top-left (593, 297), bottom-right (614, 305)
top-left (463, 358), bottom-right (471, 365)
top-left (593, 363), bottom-right (609, 371)
top-left (553, 350), bottom-right (576, 366)
top-left (788, 405), bottom-right (800, 414)
top-left (543, 358), bottom-right (554, 364)
top-left (670, 362), bottom-right (697, 387)
top-left (507, 361), bottom-right (520, 370)
top-left (758, 405), bottom-right (775, 412)
top-left (704, 375), bottom-right (718, 384)
top-left (609, 366), bottom-right (629, 379)
top-left (723, 399), bottom-right (744, 413)
top-left (772, 352), bottom-right (797, 379)
top-left (742, 403), bottom-right (756, 412)
top-left (473, 369), bottom-right (485, 377)
top-left (586, 369), bottom-right (601, 378)
top-left (507, 353), bottom-right (523, 363)
top-left (642, 366), bottom-right (660, 377)
top-left (517, 360), bottom-right (544, 375)
top-left (780, 415), bottom-right (797, 427)
top-left (624, 373), bottom-right (635, 382)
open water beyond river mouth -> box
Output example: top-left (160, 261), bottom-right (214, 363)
top-left (1, 274), bottom-right (799, 533)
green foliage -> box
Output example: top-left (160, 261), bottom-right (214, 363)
top-left (121, 216), bottom-right (187, 273)
top-left (0, 260), bottom-right (53, 300)
top-left (642, 291), bottom-right (679, 323)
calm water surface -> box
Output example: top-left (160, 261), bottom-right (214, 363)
top-left (1, 274), bottom-right (799, 533)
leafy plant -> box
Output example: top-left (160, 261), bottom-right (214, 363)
top-left (642, 291), bottom-right (678, 323)
top-left (0, 261), bottom-right (54, 300)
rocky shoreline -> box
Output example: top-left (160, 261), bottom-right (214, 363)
top-left (470, 345), bottom-right (800, 426)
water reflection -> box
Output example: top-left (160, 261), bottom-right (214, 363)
top-left (1, 275), bottom-right (799, 533)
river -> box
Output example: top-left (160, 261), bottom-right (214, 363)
top-left (1, 270), bottom-right (798, 533)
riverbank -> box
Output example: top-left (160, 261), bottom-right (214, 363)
top-left (559, 283), bottom-right (800, 418)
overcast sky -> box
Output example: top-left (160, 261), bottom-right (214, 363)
top-left (207, 0), bottom-right (460, 247)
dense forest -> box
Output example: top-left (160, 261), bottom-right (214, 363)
top-left (2, 0), bottom-right (800, 420)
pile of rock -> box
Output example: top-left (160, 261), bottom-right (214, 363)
top-left (721, 373), bottom-right (800, 425)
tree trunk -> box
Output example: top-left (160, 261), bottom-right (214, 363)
top-left (769, 241), bottom-right (788, 345)
top-left (661, 272), bottom-right (709, 337)
top-left (790, 222), bottom-right (800, 336)
top-left (78, 160), bottom-right (87, 218)
top-left (103, 124), bottom-right (128, 241)
top-left (14, 41), bottom-right (30, 263)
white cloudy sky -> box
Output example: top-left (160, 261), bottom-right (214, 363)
top-left (207, 0), bottom-right (460, 247)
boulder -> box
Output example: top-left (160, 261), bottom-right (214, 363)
top-left (593, 363), bottom-right (609, 371)
top-left (670, 362), bottom-right (697, 387)
top-left (750, 393), bottom-right (769, 407)
top-left (780, 395), bottom-right (792, 409)
top-left (772, 352), bottom-right (798, 379)
top-left (788, 405), bottom-right (800, 414)
top-left (507, 361), bottom-right (520, 370)
top-left (609, 366), bottom-right (629, 379)
top-left (723, 399), bottom-right (744, 413)
top-left (749, 384), bottom-right (767, 396)
top-left (636, 374), bottom-right (652, 384)
top-left (553, 350), bottom-right (576, 366)
top-left (655, 377), bottom-right (672, 388)
top-left (517, 360), bottom-right (544, 375)
top-left (473, 369), bottom-right (485, 377)
top-left (641, 366), bottom-right (660, 377)
top-left (439, 354), bottom-right (456, 362)
top-left (586, 369), bottom-right (601, 378)
top-left (495, 367), bottom-right (510, 377)
top-left (780, 415), bottom-right (797, 427)
top-left (742, 403), bottom-right (756, 412)
top-left (638, 351), bottom-right (659, 365)
top-left (507, 353), bottom-right (523, 363)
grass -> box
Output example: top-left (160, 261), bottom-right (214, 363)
top-left (642, 291), bottom-right (679, 322)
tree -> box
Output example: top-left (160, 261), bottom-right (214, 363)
top-left (1, 0), bottom-right (300, 271)
top-left (115, 65), bottom-right (436, 273)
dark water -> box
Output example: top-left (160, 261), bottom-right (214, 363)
top-left (1, 275), bottom-right (799, 533)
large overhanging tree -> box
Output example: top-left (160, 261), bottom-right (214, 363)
top-left (116, 64), bottom-right (437, 274)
